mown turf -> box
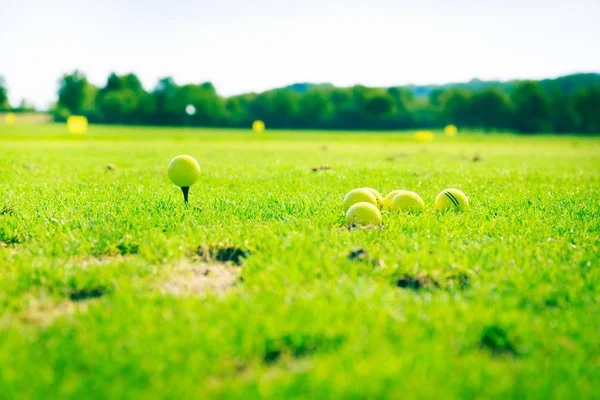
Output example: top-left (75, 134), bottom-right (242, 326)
top-left (1, 124), bottom-right (599, 399)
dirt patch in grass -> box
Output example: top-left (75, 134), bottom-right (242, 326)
top-left (385, 152), bottom-right (409, 161)
top-left (394, 269), bottom-right (473, 291)
top-left (116, 242), bottom-right (139, 256)
top-left (347, 248), bottom-right (384, 267)
top-left (1, 112), bottom-right (51, 124)
top-left (480, 324), bottom-right (518, 356)
top-left (0, 206), bottom-right (16, 216)
top-left (162, 261), bottom-right (242, 296)
top-left (0, 230), bottom-right (23, 246)
top-left (310, 165), bottom-right (332, 172)
top-left (451, 271), bottom-right (472, 289)
top-left (69, 286), bottom-right (107, 301)
top-left (195, 244), bottom-right (251, 265)
top-left (345, 224), bottom-right (385, 232)
top-left (76, 255), bottom-right (129, 267)
top-left (98, 236), bottom-right (139, 256)
top-left (263, 333), bottom-right (345, 364)
top-left (17, 297), bottom-right (98, 326)
top-left (348, 248), bottom-right (369, 261)
top-left (395, 273), bottom-right (439, 290)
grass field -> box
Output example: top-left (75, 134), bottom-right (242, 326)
top-left (1, 124), bottom-right (599, 399)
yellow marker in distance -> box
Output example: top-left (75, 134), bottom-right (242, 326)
top-left (444, 124), bottom-right (458, 136)
top-left (5, 113), bottom-right (16, 125)
top-left (252, 120), bottom-right (265, 134)
top-left (67, 115), bottom-right (88, 134)
top-left (414, 130), bottom-right (434, 142)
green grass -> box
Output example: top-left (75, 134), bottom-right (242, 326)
top-left (1, 124), bottom-right (599, 399)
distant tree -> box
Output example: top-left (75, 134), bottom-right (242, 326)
top-left (102, 73), bottom-right (124, 92)
top-left (547, 86), bottom-right (578, 133)
top-left (511, 81), bottom-right (552, 133)
top-left (298, 89), bottom-right (333, 128)
top-left (469, 88), bottom-right (513, 130)
top-left (123, 73), bottom-right (145, 92)
top-left (51, 102), bottom-right (70, 122)
top-left (248, 91), bottom-right (273, 125)
top-left (176, 82), bottom-right (225, 126)
top-left (148, 78), bottom-right (225, 126)
top-left (328, 88), bottom-right (353, 126)
top-left (270, 89), bottom-right (301, 128)
top-left (387, 87), bottom-right (417, 128)
top-left (538, 73), bottom-right (600, 95)
top-left (151, 77), bottom-right (179, 125)
top-left (243, 89), bottom-right (297, 128)
top-left (364, 91), bottom-right (394, 116)
top-left (330, 86), bottom-right (373, 128)
top-left (98, 90), bottom-right (141, 123)
top-left (330, 88), bottom-right (351, 107)
top-left (432, 88), bottom-right (474, 127)
top-left (224, 96), bottom-right (247, 126)
top-left (231, 93), bottom-right (257, 127)
top-left (57, 70), bottom-right (95, 115)
top-left (154, 77), bottom-right (177, 96)
top-left (96, 72), bottom-right (150, 124)
top-left (0, 76), bottom-right (9, 109)
top-left (573, 86), bottom-right (600, 133)
top-left (50, 70), bottom-right (600, 132)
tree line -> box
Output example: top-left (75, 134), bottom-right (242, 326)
top-left (1, 71), bottom-right (599, 133)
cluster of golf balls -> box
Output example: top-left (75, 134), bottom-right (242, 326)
top-left (167, 155), bottom-right (470, 224)
top-left (343, 187), bottom-right (469, 226)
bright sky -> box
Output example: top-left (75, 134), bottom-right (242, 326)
top-left (2, 0), bottom-right (599, 109)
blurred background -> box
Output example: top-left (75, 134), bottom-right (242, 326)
top-left (1, 0), bottom-right (599, 133)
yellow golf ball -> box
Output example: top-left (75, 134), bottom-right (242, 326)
top-left (444, 124), bottom-right (458, 136)
top-left (363, 188), bottom-right (384, 209)
top-left (389, 191), bottom-right (425, 213)
top-left (345, 202), bottom-right (382, 226)
top-left (168, 155), bottom-right (201, 187)
top-left (343, 188), bottom-right (378, 212)
top-left (434, 188), bottom-right (469, 212)
top-left (252, 120), bottom-right (265, 133)
top-left (383, 190), bottom-right (406, 210)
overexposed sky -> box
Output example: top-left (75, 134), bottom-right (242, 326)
top-left (1, 0), bottom-right (599, 108)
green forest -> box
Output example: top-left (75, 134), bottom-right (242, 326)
top-left (1, 72), bottom-right (599, 133)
